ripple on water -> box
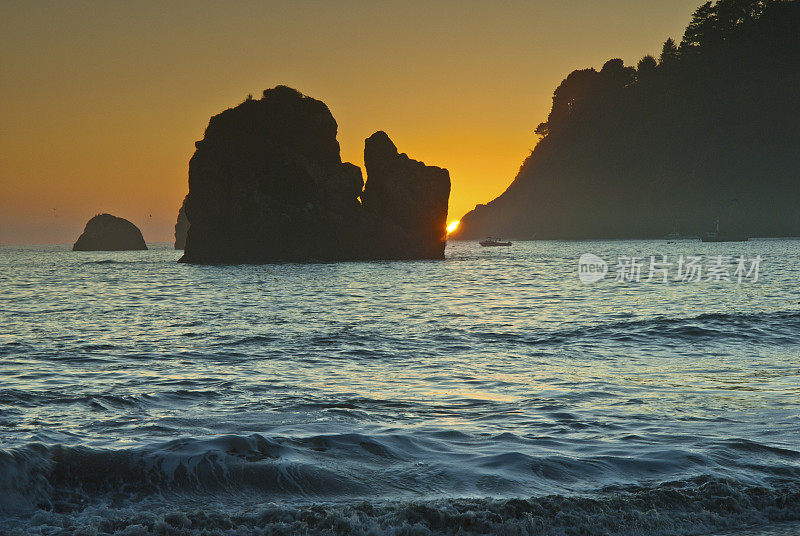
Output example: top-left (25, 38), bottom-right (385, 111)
top-left (0, 241), bottom-right (799, 534)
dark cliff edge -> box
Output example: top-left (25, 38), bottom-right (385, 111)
top-left (179, 86), bottom-right (450, 264)
top-left (452, 0), bottom-right (800, 240)
top-left (174, 196), bottom-right (188, 250)
top-left (73, 214), bottom-right (147, 251)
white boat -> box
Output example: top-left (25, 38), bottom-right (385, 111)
top-left (479, 237), bottom-right (512, 247)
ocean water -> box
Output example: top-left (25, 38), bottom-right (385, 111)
top-left (1, 240), bottom-right (799, 536)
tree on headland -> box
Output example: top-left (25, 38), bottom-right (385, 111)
top-left (534, 60), bottom-right (634, 138)
top-left (535, 68), bottom-right (599, 138)
top-left (682, 2), bottom-right (717, 50)
top-left (659, 38), bottom-right (679, 64)
top-left (636, 55), bottom-right (658, 77)
top-left (681, 0), bottom-right (778, 52)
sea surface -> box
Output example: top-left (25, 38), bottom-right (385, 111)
top-left (1, 240), bottom-right (799, 535)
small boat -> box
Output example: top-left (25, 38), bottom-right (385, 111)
top-left (480, 237), bottom-right (512, 247)
top-left (700, 219), bottom-right (748, 242)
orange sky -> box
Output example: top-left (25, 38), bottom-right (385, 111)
top-left (0, 1), bottom-right (701, 244)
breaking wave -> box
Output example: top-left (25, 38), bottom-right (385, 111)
top-left (2, 435), bottom-right (800, 535)
top-left (1, 470), bottom-right (799, 535)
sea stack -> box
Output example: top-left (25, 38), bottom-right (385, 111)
top-left (73, 214), bottom-right (147, 251)
top-left (362, 131), bottom-right (450, 259)
top-left (174, 196), bottom-right (189, 250)
top-left (180, 86), bottom-right (450, 263)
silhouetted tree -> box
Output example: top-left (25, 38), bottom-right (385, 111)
top-left (534, 122), bottom-right (549, 138)
top-left (682, 2), bottom-right (717, 50)
top-left (714, 0), bottom-right (769, 34)
top-left (636, 55), bottom-right (658, 79)
top-left (682, 0), bottom-right (774, 51)
top-left (600, 58), bottom-right (636, 88)
top-left (536, 68), bottom-right (601, 137)
top-left (660, 38), bottom-right (679, 64)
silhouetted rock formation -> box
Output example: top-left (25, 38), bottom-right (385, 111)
top-left (180, 86), bottom-right (450, 263)
top-left (362, 131), bottom-right (450, 259)
top-left (174, 196), bottom-right (188, 250)
top-left (73, 214), bottom-right (147, 251)
top-left (453, 0), bottom-right (800, 240)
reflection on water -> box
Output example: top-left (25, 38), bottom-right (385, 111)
top-left (0, 240), bottom-right (799, 534)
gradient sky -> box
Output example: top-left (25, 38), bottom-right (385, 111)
top-left (1, 0), bottom-right (701, 244)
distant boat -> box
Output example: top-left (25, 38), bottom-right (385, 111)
top-left (480, 237), bottom-right (512, 247)
top-left (701, 219), bottom-right (748, 242)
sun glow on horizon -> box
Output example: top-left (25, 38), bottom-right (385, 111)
top-left (447, 220), bottom-right (460, 234)
top-left (0, 1), bottom-right (705, 244)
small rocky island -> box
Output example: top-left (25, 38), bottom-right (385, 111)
top-left (179, 86), bottom-right (450, 263)
top-left (73, 213), bottom-right (147, 251)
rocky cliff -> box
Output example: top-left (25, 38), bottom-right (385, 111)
top-left (174, 196), bottom-right (188, 250)
top-left (452, 0), bottom-right (800, 240)
top-left (362, 131), bottom-right (450, 259)
top-left (180, 86), bottom-right (450, 263)
top-left (73, 214), bottom-right (147, 251)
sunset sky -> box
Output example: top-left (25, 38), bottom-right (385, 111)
top-left (1, 0), bottom-right (701, 245)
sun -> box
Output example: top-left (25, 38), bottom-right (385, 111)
top-left (446, 220), bottom-right (460, 234)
